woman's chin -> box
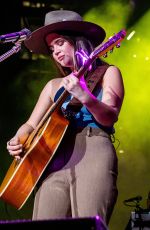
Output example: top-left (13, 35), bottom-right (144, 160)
top-left (59, 58), bottom-right (73, 68)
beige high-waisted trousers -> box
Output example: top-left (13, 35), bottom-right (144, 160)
top-left (32, 126), bottom-right (118, 225)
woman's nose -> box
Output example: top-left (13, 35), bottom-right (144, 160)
top-left (54, 46), bottom-right (61, 56)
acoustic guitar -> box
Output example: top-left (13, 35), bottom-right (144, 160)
top-left (0, 29), bottom-right (126, 209)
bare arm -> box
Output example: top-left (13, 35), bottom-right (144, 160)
top-left (7, 79), bottom-right (55, 158)
top-left (62, 66), bottom-right (124, 127)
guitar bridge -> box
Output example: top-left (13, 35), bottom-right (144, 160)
top-left (61, 108), bottom-right (76, 120)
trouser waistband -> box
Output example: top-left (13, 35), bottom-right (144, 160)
top-left (69, 126), bottom-right (111, 138)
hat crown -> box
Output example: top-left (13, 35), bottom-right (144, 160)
top-left (25, 10), bottom-right (106, 55)
top-left (44, 10), bottom-right (83, 26)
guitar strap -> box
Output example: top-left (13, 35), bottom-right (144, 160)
top-left (64, 64), bottom-right (109, 116)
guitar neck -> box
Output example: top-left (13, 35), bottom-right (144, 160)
top-left (31, 29), bottom-right (127, 138)
top-left (35, 55), bottom-right (96, 131)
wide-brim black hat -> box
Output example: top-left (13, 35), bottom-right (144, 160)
top-left (24, 10), bottom-right (106, 55)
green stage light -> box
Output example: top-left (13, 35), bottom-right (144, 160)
top-left (84, 4), bottom-right (150, 230)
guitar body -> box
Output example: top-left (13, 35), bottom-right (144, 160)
top-left (0, 110), bottom-right (69, 209)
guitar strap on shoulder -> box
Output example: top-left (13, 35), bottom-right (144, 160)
top-left (65, 64), bottom-right (109, 115)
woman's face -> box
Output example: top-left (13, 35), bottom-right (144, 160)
top-left (49, 37), bottom-right (75, 69)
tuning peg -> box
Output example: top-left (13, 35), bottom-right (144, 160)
top-left (110, 48), bottom-right (114, 53)
top-left (103, 53), bottom-right (108, 58)
top-left (116, 43), bottom-right (120, 48)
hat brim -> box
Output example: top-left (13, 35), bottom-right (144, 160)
top-left (24, 21), bottom-right (106, 55)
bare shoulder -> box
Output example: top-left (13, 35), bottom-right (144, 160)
top-left (42, 78), bottom-right (62, 101)
top-left (103, 65), bottom-right (123, 83)
top-left (105, 65), bottom-right (122, 76)
top-left (102, 65), bottom-right (124, 98)
top-left (44, 78), bottom-right (62, 88)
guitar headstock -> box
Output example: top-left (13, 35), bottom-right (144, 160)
top-left (90, 29), bottom-right (127, 59)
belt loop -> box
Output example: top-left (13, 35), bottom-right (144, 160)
top-left (87, 127), bottom-right (92, 137)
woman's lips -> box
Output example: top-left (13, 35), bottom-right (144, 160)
top-left (58, 55), bottom-right (65, 61)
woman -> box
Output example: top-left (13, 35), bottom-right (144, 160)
top-left (7, 10), bottom-right (124, 226)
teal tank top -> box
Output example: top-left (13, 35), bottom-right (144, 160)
top-left (54, 87), bottom-right (114, 134)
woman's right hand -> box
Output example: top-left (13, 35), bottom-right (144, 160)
top-left (7, 136), bottom-right (23, 160)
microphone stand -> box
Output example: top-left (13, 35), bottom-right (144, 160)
top-left (134, 200), bottom-right (143, 230)
top-left (124, 198), bottom-right (143, 230)
top-left (0, 41), bottom-right (21, 63)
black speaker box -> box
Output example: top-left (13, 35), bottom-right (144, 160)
top-left (0, 216), bottom-right (108, 230)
